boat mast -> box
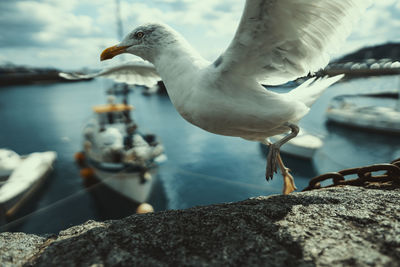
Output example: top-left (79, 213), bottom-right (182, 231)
top-left (116, 0), bottom-right (124, 41)
top-left (117, 1), bottom-right (135, 131)
top-left (397, 72), bottom-right (400, 111)
top-left (115, 0), bottom-right (124, 59)
top-left (115, 0), bottom-right (129, 106)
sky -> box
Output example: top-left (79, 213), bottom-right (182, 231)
top-left (0, 0), bottom-right (399, 70)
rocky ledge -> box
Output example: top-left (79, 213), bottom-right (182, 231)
top-left (1, 186), bottom-right (399, 266)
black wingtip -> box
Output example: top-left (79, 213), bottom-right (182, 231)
top-left (213, 56), bottom-right (223, 68)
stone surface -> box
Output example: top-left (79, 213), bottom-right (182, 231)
top-left (1, 186), bottom-right (400, 266)
top-left (0, 232), bottom-right (46, 266)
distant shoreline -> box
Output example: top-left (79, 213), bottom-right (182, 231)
top-left (0, 66), bottom-right (92, 87)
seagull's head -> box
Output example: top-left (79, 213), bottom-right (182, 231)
top-left (101, 23), bottom-right (179, 63)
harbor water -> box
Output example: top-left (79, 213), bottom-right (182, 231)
top-left (0, 75), bottom-right (399, 234)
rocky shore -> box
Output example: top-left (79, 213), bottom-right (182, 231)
top-left (1, 186), bottom-right (399, 266)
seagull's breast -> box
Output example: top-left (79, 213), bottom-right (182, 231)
top-left (154, 46), bottom-right (308, 140)
top-left (177, 76), bottom-right (308, 140)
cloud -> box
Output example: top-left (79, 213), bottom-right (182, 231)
top-left (107, 0), bottom-right (242, 60)
top-left (0, 0), bottom-right (102, 47)
top-left (0, 0), bottom-right (399, 69)
top-left (338, 2), bottom-right (400, 56)
top-left (114, 1), bottom-right (400, 61)
top-left (0, 0), bottom-right (116, 68)
top-left (0, 1), bottom-right (46, 47)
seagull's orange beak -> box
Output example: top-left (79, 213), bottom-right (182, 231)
top-left (100, 45), bottom-right (129, 61)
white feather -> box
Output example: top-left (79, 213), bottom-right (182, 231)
top-left (218, 0), bottom-right (371, 85)
top-left (59, 62), bottom-right (160, 87)
top-left (285, 75), bottom-right (344, 107)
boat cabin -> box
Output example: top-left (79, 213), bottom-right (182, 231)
top-left (92, 103), bottom-right (134, 126)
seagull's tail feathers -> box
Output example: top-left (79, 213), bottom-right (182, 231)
top-left (286, 75), bottom-right (344, 107)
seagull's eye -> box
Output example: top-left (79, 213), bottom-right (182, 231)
top-left (135, 32), bottom-right (144, 39)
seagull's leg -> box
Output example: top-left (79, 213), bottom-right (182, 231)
top-left (265, 140), bottom-right (276, 181)
top-left (265, 123), bottom-right (299, 191)
top-left (277, 153), bottom-right (297, 195)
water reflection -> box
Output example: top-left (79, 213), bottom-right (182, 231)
top-left (314, 122), bottom-right (400, 174)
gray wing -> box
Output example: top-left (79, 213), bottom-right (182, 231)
top-left (215, 0), bottom-right (371, 85)
top-left (59, 62), bottom-right (160, 87)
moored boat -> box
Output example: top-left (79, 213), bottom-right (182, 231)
top-left (267, 130), bottom-right (323, 159)
top-left (78, 95), bottom-right (166, 203)
top-left (326, 93), bottom-right (400, 134)
top-left (0, 149), bottom-right (56, 220)
top-left (0, 149), bottom-right (21, 179)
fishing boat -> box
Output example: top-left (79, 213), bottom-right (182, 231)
top-left (77, 95), bottom-right (166, 203)
top-left (0, 149), bottom-right (56, 220)
top-left (106, 83), bottom-right (132, 95)
top-left (267, 129), bottom-right (323, 159)
top-left (326, 92), bottom-right (400, 134)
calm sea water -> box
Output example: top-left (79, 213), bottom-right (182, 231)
top-left (0, 76), bottom-right (399, 234)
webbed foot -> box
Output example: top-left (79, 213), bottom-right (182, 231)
top-left (281, 165), bottom-right (297, 195)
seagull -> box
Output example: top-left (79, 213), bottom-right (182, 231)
top-left (64, 0), bottom-right (370, 194)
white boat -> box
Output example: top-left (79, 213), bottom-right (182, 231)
top-left (78, 96), bottom-right (166, 203)
top-left (326, 92), bottom-right (400, 134)
top-left (0, 149), bottom-right (21, 179)
top-left (0, 149), bottom-right (56, 219)
top-left (267, 129), bottom-right (323, 159)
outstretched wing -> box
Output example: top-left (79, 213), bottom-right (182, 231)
top-left (215, 0), bottom-right (371, 85)
top-left (60, 62), bottom-right (160, 87)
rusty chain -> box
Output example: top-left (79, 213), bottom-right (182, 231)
top-left (303, 158), bottom-right (400, 191)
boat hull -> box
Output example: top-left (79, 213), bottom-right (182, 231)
top-left (87, 160), bottom-right (157, 203)
top-left (0, 151), bottom-right (56, 218)
top-left (327, 108), bottom-right (400, 135)
top-left (268, 132), bottom-right (323, 159)
top-left (277, 141), bottom-right (317, 159)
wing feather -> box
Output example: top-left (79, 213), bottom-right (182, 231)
top-left (59, 62), bottom-right (160, 87)
top-left (216, 0), bottom-right (371, 85)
